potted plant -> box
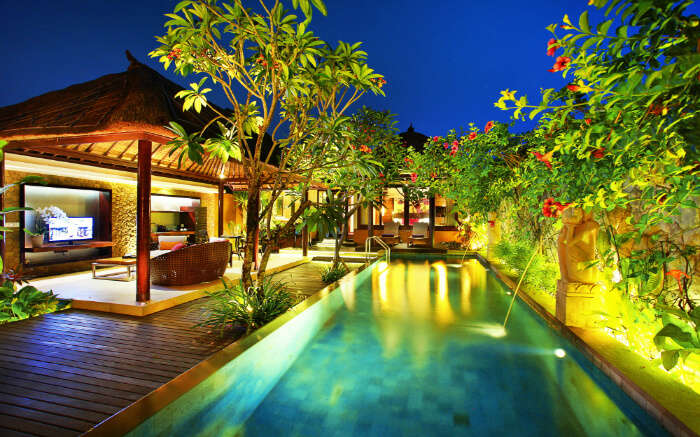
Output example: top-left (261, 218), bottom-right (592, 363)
top-left (30, 206), bottom-right (67, 247)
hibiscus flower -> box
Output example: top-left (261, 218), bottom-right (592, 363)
top-left (592, 147), bottom-right (605, 159)
top-left (468, 132), bottom-right (478, 141)
top-left (532, 150), bottom-right (554, 170)
top-left (410, 173), bottom-right (417, 183)
top-left (484, 121), bottom-right (494, 134)
top-left (566, 84), bottom-right (580, 92)
top-left (433, 136), bottom-right (439, 142)
top-left (546, 38), bottom-right (559, 56)
top-left (666, 270), bottom-right (690, 295)
top-left (549, 56), bottom-right (571, 72)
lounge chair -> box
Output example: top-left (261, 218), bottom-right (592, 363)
top-left (150, 241), bottom-right (231, 286)
top-left (380, 220), bottom-right (401, 246)
top-left (407, 222), bottom-right (430, 247)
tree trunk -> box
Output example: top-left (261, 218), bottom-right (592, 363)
top-left (255, 199), bottom-right (312, 286)
top-left (242, 181), bottom-right (261, 291)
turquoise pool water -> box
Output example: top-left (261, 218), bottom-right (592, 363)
top-left (173, 258), bottom-right (668, 436)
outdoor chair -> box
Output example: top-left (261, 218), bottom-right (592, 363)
top-left (380, 220), bottom-right (401, 246)
top-left (407, 222), bottom-right (430, 247)
top-left (150, 241), bottom-right (231, 286)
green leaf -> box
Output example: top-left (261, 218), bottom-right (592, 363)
top-left (661, 350), bottom-right (680, 370)
top-left (579, 10), bottom-right (590, 33)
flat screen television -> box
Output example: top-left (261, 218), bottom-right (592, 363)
top-left (48, 217), bottom-right (94, 242)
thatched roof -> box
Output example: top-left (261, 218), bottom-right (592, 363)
top-left (0, 51), bottom-right (283, 186)
top-left (400, 124), bottom-right (429, 152)
top-left (0, 50), bottom-right (223, 139)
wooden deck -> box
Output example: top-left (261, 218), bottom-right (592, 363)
top-left (0, 262), bottom-right (333, 437)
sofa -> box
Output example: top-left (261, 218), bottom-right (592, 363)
top-left (150, 241), bottom-right (231, 286)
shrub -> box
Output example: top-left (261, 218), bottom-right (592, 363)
top-left (321, 264), bottom-right (348, 284)
top-left (493, 240), bottom-right (559, 295)
top-left (198, 278), bottom-right (293, 335)
top-left (0, 280), bottom-right (68, 324)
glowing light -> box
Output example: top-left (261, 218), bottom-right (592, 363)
top-left (554, 348), bottom-right (566, 358)
top-left (612, 269), bottom-right (622, 283)
top-left (432, 262), bottom-right (455, 325)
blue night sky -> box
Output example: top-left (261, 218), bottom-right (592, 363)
top-left (2, 1), bottom-right (699, 136)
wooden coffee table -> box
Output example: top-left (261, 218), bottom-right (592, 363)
top-left (92, 257), bottom-right (137, 281)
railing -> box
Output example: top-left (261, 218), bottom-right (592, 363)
top-left (365, 236), bottom-right (390, 264)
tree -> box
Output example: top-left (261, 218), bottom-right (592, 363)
top-left (302, 107), bottom-right (406, 268)
top-left (151, 0), bottom-right (385, 290)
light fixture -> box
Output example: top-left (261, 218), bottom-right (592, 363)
top-left (554, 348), bottom-right (566, 358)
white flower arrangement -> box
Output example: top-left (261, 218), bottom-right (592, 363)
top-left (33, 206), bottom-right (68, 234)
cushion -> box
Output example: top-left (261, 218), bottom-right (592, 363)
top-left (160, 241), bottom-right (182, 250)
top-left (158, 235), bottom-right (187, 250)
top-left (381, 233), bottom-right (395, 237)
top-left (411, 234), bottom-right (425, 238)
top-left (171, 243), bottom-right (186, 251)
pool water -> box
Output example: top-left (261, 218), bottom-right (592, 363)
top-left (221, 258), bottom-right (667, 436)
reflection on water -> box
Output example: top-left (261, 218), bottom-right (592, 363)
top-left (242, 258), bottom-right (666, 437)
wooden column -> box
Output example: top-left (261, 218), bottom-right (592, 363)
top-left (136, 139), bottom-right (151, 303)
top-left (302, 188), bottom-right (309, 257)
top-left (217, 181), bottom-right (224, 237)
top-left (253, 194), bottom-right (260, 270)
top-left (0, 158), bottom-right (5, 271)
top-left (403, 188), bottom-right (410, 226)
top-left (429, 195), bottom-right (436, 248)
top-left (368, 204), bottom-right (374, 241)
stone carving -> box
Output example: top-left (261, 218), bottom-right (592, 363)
top-left (557, 207), bottom-right (599, 284)
top-left (556, 207), bottom-right (602, 328)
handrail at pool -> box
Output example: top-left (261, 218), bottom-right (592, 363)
top-left (365, 236), bottom-right (390, 263)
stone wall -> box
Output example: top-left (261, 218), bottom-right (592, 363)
top-left (3, 170), bottom-right (218, 277)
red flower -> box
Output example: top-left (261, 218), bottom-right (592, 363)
top-left (468, 132), bottom-right (478, 141)
top-left (433, 136), bottom-right (439, 142)
top-left (167, 48), bottom-right (182, 60)
top-left (410, 172), bottom-right (417, 183)
top-left (592, 147), bottom-right (605, 159)
top-left (546, 38), bottom-right (559, 56)
top-left (566, 84), bottom-right (580, 92)
top-left (584, 118), bottom-right (591, 125)
top-left (430, 172), bottom-right (437, 178)
top-left (549, 56), bottom-right (571, 72)
top-left (484, 121), bottom-right (494, 134)
top-left (444, 142), bottom-right (449, 149)
top-left (542, 198), bottom-right (570, 218)
top-left (404, 157), bottom-right (413, 165)
top-left (449, 144), bottom-right (459, 156)
top-left (487, 220), bottom-right (495, 227)
top-left (452, 140), bottom-right (459, 146)
top-left (378, 171), bottom-right (385, 178)
top-left (532, 150), bottom-right (554, 170)
top-left (666, 270), bottom-right (690, 295)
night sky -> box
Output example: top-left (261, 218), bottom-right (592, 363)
top-left (2, 0), bottom-right (698, 136)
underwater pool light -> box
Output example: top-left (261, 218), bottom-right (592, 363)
top-left (554, 348), bottom-right (566, 358)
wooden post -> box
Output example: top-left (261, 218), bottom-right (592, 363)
top-left (302, 188), bottom-right (308, 257)
top-left (217, 181), bottom-right (224, 237)
top-left (429, 195), bottom-right (436, 248)
top-left (253, 194), bottom-right (260, 270)
top-left (368, 204), bottom-right (374, 243)
top-left (136, 139), bottom-right (151, 303)
top-left (0, 158), bottom-right (5, 271)
top-left (403, 188), bottom-right (410, 226)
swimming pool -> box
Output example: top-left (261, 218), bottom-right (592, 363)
top-left (128, 257), bottom-right (669, 436)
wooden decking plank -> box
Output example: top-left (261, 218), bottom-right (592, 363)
top-left (0, 373), bottom-right (133, 408)
top-left (0, 336), bottom-right (199, 369)
top-left (0, 403), bottom-right (93, 433)
top-left (0, 383), bottom-right (119, 415)
top-left (0, 393), bottom-right (108, 424)
top-left (0, 345), bottom-right (183, 379)
top-left (0, 414), bottom-right (76, 437)
top-left (0, 425), bottom-right (36, 437)
top-left (0, 364), bottom-right (148, 399)
top-left (2, 326), bottom-right (210, 359)
top-left (0, 347), bottom-right (176, 382)
top-left (0, 356), bottom-right (162, 390)
top-left (0, 331), bottom-right (205, 365)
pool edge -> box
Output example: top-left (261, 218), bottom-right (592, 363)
top-left (475, 253), bottom-right (699, 437)
top-left (81, 259), bottom-right (378, 437)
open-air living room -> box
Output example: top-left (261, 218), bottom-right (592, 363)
top-left (1, 1), bottom-right (700, 437)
